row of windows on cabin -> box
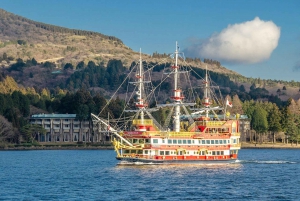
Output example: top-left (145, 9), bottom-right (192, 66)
top-left (127, 138), bottom-right (239, 145)
top-left (122, 149), bottom-right (238, 156)
top-left (205, 128), bottom-right (230, 133)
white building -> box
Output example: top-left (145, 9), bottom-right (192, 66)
top-left (30, 114), bottom-right (108, 143)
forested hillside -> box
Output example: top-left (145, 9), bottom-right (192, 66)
top-left (1, 7), bottom-right (300, 147)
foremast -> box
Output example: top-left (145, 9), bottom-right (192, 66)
top-left (135, 49), bottom-right (147, 131)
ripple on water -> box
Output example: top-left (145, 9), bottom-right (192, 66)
top-left (0, 149), bottom-right (300, 200)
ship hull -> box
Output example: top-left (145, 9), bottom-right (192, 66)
top-left (117, 157), bottom-right (237, 164)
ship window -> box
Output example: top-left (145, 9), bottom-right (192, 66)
top-left (198, 140), bottom-right (201, 144)
top-left (138, 150), bottom-right (143, 154)
top-left (131, 150), bottom-right (136, 154)
top-left (223, 140), bottom-right (227, 144)
top-left (212, 151), bottom-right (216, 155)
top-left (233, 139), bottom-right (237, 143)
top-left (173, 140), bottom-right (177, 144)
top-left (144, 150), bottom-right (148, 154)
top-left (183, 140), bottom-right (187, 144)
top-left (221, 151), bottom-right (224, 155)
top-left (219, 140), bottom-right (223, 144)
top-left (232, 127), bottom-right (236, 133)
top-left (192, 140), bottom-right (195, 144)
top-left (217, 151), bottom-right (220, 155)
top-left (202, 151), bottom-right (206, 155)
top-left (162, 139), bottom-right (165, 143)
top-left (124, 150), bottom-right (130, 153)
top-left (165, 151), bottom-right (170, 155)
top-left (153, 139), bottom-right (158, 143)
top-left (202, 140), bottom-right (205, 144)
top-left (215, 140), bottom-right (219, 144)
top-left (178, 140), bottom-right (182, 144)
top-left (211, 140), bottom-right (215, 144)
top-left (139, 139), bottom-right (144, 143)
top-left (168, 139), bottom-right (172, 144)
top-left (206, 140), bottom-right (210, 144)
top-left (133, 139), bottom-right (138, 143)
top-left (187, 140), bottom-right (191, 144)
top-left (145, 139), bottom-right (150, 143)
top-left (160, 151), bottom-right (164, 155)
top-left (228, 140), bottom-right (230, 144)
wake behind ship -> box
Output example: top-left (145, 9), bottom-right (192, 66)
top-left (92, 42), bottom-right (241, 164)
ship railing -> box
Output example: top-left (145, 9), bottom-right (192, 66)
top-left (132, 119), bottom-right (163, 131)
top-left (132, 119), bottom-right (154, 125)
top-left (193, 133), bottom-right (230, 139)
top-left (230, 143), bottom-right (241, 148)
top-left (195, 121), bottom-right (226, 126)
top-left (231, 133), bottom-right (241, 136)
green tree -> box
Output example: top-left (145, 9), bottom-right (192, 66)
top-left (251, 107), bottom-right (268, 143)
top-left (64, 63), bottom-right (74, 70)
top-left (76, 61), bottom-right (85, 69)
top-left (268, 103), bottom-right (282, 143)
top-left (20, 124), bottom-right (46, 143)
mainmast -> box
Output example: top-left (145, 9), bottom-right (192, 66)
top-left (172, 42), bottom-right (182, 132)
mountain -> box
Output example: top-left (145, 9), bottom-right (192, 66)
top-left (0, 8), bottom-right (238, 75)
top-left (0, 8), bottom-right (299, 101)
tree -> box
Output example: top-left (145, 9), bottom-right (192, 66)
top-left (0, 115), bottom-right (15, 142)
top-left (76, 104), bottom-right (89, 121)
top-left (239, 85), bottom-right (246, 92)
top-left (268, 104), bottom-right (282, 143)
top-left (21, 124), bottom-right (46, 143)
top-left (43, 61), bottom-right (56, 70)
top-left (231, 95), bottom-right (244, 114)
top-left (31, 58), bottom-right (38, 66)
top-left (251, 107), bottom-right (268, 143)
top-left (76, 61), bottom-right (85, 69)
top-left (64, 63), bottom-right (74, 70)
top-left (250, 84), bottom-right (256, 91)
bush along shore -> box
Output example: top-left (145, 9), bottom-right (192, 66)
top-left (242, 142), bottom-right (300, 149)
top-left (0, 142), bottom-right (113, 150)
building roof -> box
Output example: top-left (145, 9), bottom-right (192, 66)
top-left (31, 114), bottom-right (77, 119)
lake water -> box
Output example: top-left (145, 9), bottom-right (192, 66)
top-left (0, 149), bottom-right (299, 201)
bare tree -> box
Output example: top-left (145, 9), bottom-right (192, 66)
top-left (0, 115), bottom-right (15, 142)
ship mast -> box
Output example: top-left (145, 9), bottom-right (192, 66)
top-left (173, 42), bottom-right (181, 132)
top-left (135, 49), bottom-right (147, 131)
top-left (204, 65), bottom-right (210, 118)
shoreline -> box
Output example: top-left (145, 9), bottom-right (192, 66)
top-left (1, 143), bottom-right (300, 151)
top-left (241, 142), bottom-right (300, 149)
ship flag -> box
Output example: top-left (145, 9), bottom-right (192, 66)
top-left (226, 99), bottom-right (233, 107)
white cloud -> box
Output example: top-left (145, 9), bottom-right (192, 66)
top-left (184, 17), bottom-right (281, 64)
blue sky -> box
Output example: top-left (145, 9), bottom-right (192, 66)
top-left (1, 0), bottom-right (300, 81)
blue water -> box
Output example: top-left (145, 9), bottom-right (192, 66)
top-left (0, 149), bottom-right (300, 201)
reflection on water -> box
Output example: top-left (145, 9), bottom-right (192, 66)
top-left (115, 161), bottom-right (243, 175)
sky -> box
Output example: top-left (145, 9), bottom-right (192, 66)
top-left (1, 0), bottom-right (300, 81)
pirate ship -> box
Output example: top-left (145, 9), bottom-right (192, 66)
top-left (92, 42), bottom-right (241, 163)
